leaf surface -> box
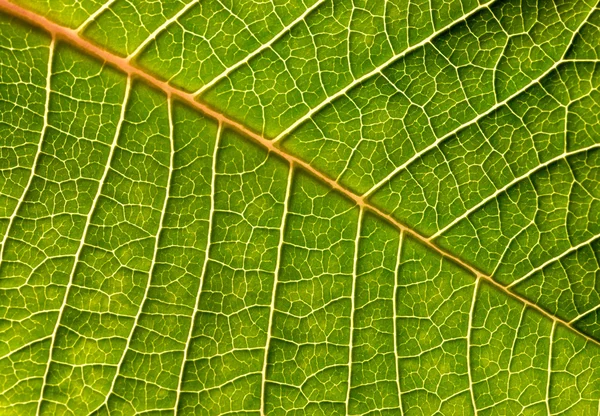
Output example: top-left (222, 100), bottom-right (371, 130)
top-left (0, 0), bottom-right (600, 415)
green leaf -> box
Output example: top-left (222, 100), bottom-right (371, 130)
top-left (0, 0), bottom-right (599, 415)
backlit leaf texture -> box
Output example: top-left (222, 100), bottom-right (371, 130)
top-left (0, 0), bottom-right (599, 414)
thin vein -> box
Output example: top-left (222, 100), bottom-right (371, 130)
top-left (347, 2), bottom-right (355, 82)
top-left (382, 0), bottom-right (394, 55)
top-left (507, 305), bottom-right (527, 376)
top-left (35, 75), bottom-right (132, 415)
top-left (366, 67), bottom-right (589, 201)
top-left (260, 163), bottom-right (293, 416)
top-left (174, 121), bottom-right (222, 415)
top-left (0, 0), bottom-right (491, 283)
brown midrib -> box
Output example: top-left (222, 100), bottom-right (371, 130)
top-left (2, 0), bottom-right (599, 348)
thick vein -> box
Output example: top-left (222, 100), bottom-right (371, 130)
top-left (193, 0), bottom-right (326, 96)
top-left (173, 121), bottom-right (221, 415)
top-left (260, 163), bottom-right (293, 416)
top-left (346, 207), bottom-right (363, 415)
top-left (0, 37), bottom-right (54, 268)
top-left (2, 0), bottom-right (600, 351)
top-left (35, 75), bottom-right (132, 415)
top-left (271, 0), bottom-right (496, 143)
top-left (393, 231), bottom-right (404, 416)
top-left (91, 91), bottom-right (175, 414)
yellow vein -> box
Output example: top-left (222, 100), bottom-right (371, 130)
top-left (571, 297), bottom-right (600, 324)
top-left (0, 0), bottom-right (489, 281)
top-left (362, 3), bottom-right (598, 199)
top-left (0, 335), bottom-right (52, 361)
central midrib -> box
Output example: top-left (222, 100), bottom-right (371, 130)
top-left (2, 0), bottom-right (599, 348)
